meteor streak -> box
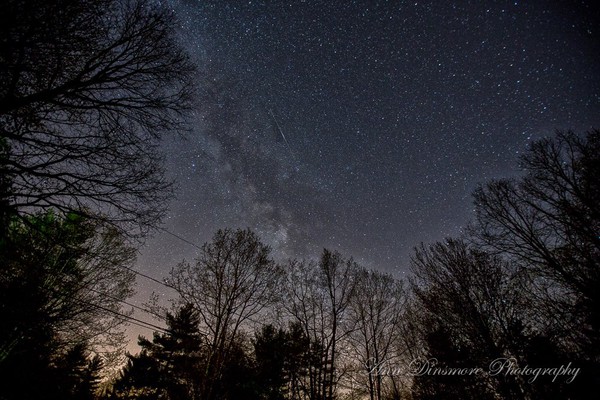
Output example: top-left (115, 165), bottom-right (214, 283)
top-left (268, 108), bottom-right (293, 153)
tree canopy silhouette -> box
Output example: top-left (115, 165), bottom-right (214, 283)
top-left (471, 130), bottom-right (600, 362)
top-left (0, 0), bottom-right (195, 236)
top-left (0, 211), bottom-right (136, 399)
top-left (167, 228), bottom-right (283, 400)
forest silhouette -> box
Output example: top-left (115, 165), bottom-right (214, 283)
top-left (1, 1), bottom-right (598, 399)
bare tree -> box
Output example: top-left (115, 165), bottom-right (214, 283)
top-left (0, 0), bottom-right (195, 236)
top-left (284, 250), bottom-right (358, 400)
top-left (471, 130), bottom-right (600, 358)
top-left (283, 258), bottom-right (329, 400)
top-left (167, 228), bottom-right (283, 400)
top-left (409, 239), bottom-right (531, 399)
top-left (346, 268), bottom-right (407, 400)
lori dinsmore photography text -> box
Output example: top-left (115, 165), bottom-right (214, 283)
top-left (367, 357), bottom-right (580, 384)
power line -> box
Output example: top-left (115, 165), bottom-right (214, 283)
top-left (160, 227), bottom-right (203, 250)
top-left (5, 215), bottom-right (178, 336)
top-left (121, 255), bottom-right (178, 291)
top-left (88, 287), bottom-right (165, 321)
top-left (13, 216), bottom-right (179, 292)
top-left (123, 317), bottom-right (168, 335)
top-left (75, 297), bottom-right (170, 334)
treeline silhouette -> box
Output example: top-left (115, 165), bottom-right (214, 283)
top-left (1, 1), bottom-right (599, 399)
top-left (100, 129), bottom-right (599, 400)
top-left (2, 129), bottom-right (598, 400)
top-left (0, 0), bottom-right (193, 398)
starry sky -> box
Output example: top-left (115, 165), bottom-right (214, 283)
top-left (130, 0), bottom-right (600, 340)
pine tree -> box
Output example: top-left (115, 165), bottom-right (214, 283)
top-left (111, 304), bottom-right (204, 400)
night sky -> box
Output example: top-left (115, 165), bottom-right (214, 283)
top-left (131, 0), bottom-right (599, 341)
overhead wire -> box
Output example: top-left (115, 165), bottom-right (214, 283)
top-left (74, 297), bottom-right (170, 334)
top-left (91, 226), bottom-right (206, 333)
top-left (88, 287), bottom-right (165, 321)
top-left (160, 227), bottom-right (203, 251)
top-left (11, 215), bottom-right (210, 335)
top-left (8, 218), bottom-right (179, 334)
top-left (117, 257), bottom-right (177, 291)
top-left (78, 226), bottom-right (207, 333)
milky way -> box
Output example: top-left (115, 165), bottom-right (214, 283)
top-left (130, 0), bottom-right (599, 339)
